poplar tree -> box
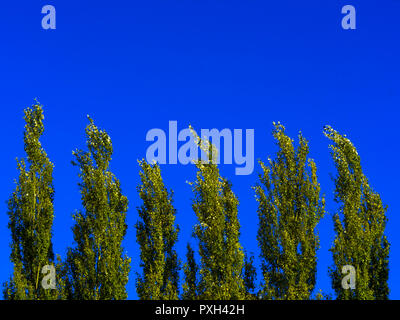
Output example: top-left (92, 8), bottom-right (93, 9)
top-left (65, 117), bottom-right (130, 300)
top-left (324, 126), bottom-right (389, 300)
top-left (136, 160), bottom-right (180, 300)
top-left (255, 122), bottom-right (325, 300)
top-left (3, 102), bottom-right (58, 300)
top-left (182, 243), bottom-right (199, 300)
top-left (243, 252), bottom-right (257, 299)
top-left (190, 129), bottom-right (245, 300)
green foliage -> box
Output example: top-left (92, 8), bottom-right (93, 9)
top-left (3, 103), bottom-right (392, 301)
top-left (255, 122), bottom-right (325, 300)
top-left (324, 126), bottom-right (390, 300)
top-left (243, 252), bottom-right (257, 299)
top-left (190, 128), bottom-right (245, 300)
top-left (3, 102), bottom-right (60, 300)
top-left (136, 160), bottom-right (180, 300)
top-left (65, 117), bottom-right (130, 300)
top-left (182, 243), bottom-right (199, 300)
top-left (314, 289), bottom-right (332, 300)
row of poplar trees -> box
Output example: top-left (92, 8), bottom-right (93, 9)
top-left (3, 102), bottom-right (390, 300)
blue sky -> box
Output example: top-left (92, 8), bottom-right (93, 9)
top-left (0, 0), bottom-right (399, 299)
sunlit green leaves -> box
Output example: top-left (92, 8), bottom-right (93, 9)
top-left (136, 160), bottom-right (180, 300)
top-left (256, 123), bottom-right (325, 300)
top-left (65, 117), bottom-right (130, 300)
top-left (325, 126), bottom-right (389, 300)
top-left (190, 129), bottom-right (245, 300)
top-left (4, 102), bottom-right (60, 300)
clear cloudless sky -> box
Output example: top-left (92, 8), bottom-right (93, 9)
top-left (0, 0), bottom-right (399, 299)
